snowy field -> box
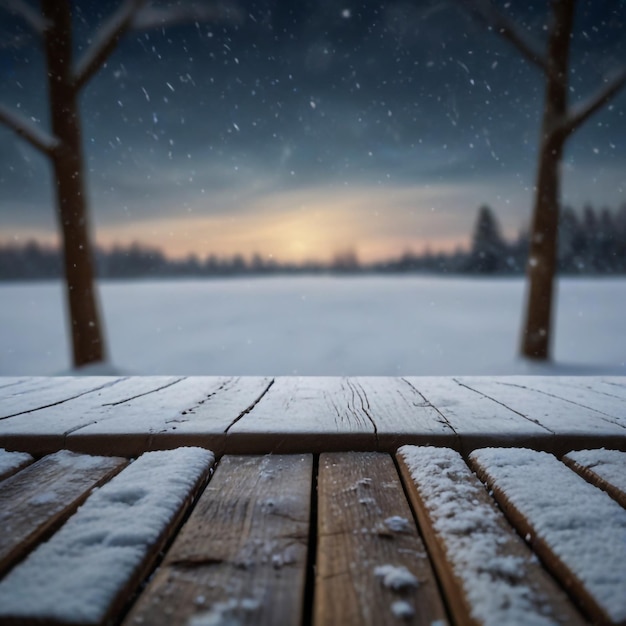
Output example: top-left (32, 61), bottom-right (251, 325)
top-left (0, 276), bottom-right (624, 376)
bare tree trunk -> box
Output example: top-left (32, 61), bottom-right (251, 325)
top-left (521, 134), bottom-right (565, 358)
top-left (42, 0), bottom-right (105, 367)
top-left (520, 0), bottom-right (574, 360)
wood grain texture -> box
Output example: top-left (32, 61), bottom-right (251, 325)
top-left (0, 376), bottom-right (124, 419)
top-left (404, 377), bottom-right (553, 451)
top-left (0, 376), bottom-right (181, 454)
top-left (599, 378), bottom-right (626, 399)
top-left (469, 447), bottom-right (626, 625)
top-left (496, 377), bottom-right (626, 430)
top-left (0, 378), bottom-right (29, 392)
top-left (2, 376), bottom-right (626, 455)
top-left (228, 377), bottom-right (455, 453)
top-left (233, 377), bottom-right (377, 433)
top-left (67, 376), bottom-right (272, 456)
top-left (354, 377), bottom-right (455, 450)
top-left (397, 446), bottom-right (585, 626)
top-left (314, 452), bottom-right (448, 626)
top-left (0, 377), bottom-right (270, 456)
top-left (123, 454), bottom-right (312, 626)
top-left (0, 376), bottom-right (180, 434)
top-left (0, 450), bottom-right (126, 576)
top-left (563, 448), bottom-right (626, 509)
top-left (455, 377), bottom-right (626, 453)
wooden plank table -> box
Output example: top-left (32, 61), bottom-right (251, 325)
top-left (1, 376), bottom-right (624, 456)
top-left (0, 376), bottom-right (625, 625)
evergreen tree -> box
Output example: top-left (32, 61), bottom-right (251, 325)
top-left (468, 205), bottom-right (506, 273)
top-left (558, 206), bottom-right (581, 272)
top-left (597, 208), bottom-right (617, 273)
top-left (615, 204), bottom-right (626, 272)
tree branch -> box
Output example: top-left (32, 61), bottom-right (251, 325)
top-left (73, 0), bottom-right (147, 92)
top-left (462, 0), bottom-right (548, 74)
top-left (562, 68), bottom-right (626, 136)
top-left (0, 0), bottom-right (48, 34)
top-left (131, 2), bottom-right (243, 30)
top-left (0, 104), bottom-right (59, 155)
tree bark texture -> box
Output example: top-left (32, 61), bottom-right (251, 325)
top-left (521, 0), bottom-right (575, 360)
top-left (42, 0), bottom-right (106, 367)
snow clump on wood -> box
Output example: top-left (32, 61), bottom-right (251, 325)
top-left (374, 564), bottom-right (419, 590)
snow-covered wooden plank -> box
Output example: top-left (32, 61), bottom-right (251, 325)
top-left (227, 377), bottom-right (376, 452)
top-left (469, 447), bottom-right (626, 625)
top-left (397, 446), bottom-right (586, 626)
top-left (354, 377), bottom-right (456, 448)
top-left (563, 448), bottom-right (626, 509)
top-left (0, 376), bottom-right (182, 454)
top-left (229, 377), bottom-right (454, 453)
top-left (404, 377), bottom-right (551, 450)
top-left (0, 447), bottom-right (214, 626)
top-left (0, 376), bottom-right (124, 419)
top-left (0, 378), bottom-right (67, 407)
top-left (0, 450), bottom-right (126, 576)
top-left (0, 376), bottom-right (268, 455)
top-left (123, 454), bottom-right (311, 626)
top-left (598, 378), bottom-right (626, 400)
top-left (497, 377), bottom-right (626, 429)
top-left (68, 376), bottom-right (272, 456)
top-left (0, 448), bottom-right (33, 481)
top-left (456, 377), bottom-right (626, 442)
top-left (314, 452), bottom-right (448, 626)
top-left (0, 377), bottom-right (30, 392)
top-left (0, 377), bottom-right (73, 402)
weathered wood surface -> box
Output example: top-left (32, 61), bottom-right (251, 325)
top-left (470, 447), bottom-right (626, 625)
top-left (228, 377), bottom-right (458, 452)
top-left (0, 446), bottom-right (618, 626)
top-left (563, 448), bottom-right (626, 509)
top-left (493, 377), bottom-right (626, 429)
top-left (0, 447), bottom-right (214, 626)
top-left (403, 377), bottom-right (553, 451)
top-left (0, 376), bottom-right (124, 419)
top-left (0, 378), bottom-right (30, 392)
top-left (314, 452), bottom-right (448, 626)
top-left (333, 377), bottom-right (454, 448)
top-left (68, 376), bottom-right (272, 456)
top-left (227, 377), bottom-right (377, 452)
top-left (0, 450), bottom-right (126, 576)
top-left (397, 445), bottom-right (584, 626)
top-left (457, 377), bottom-right (626, 434)
top-left (0, 448), bottom-right (33, 481)
top-left (456, 377), bottom-right (626, 453)
top-left (1, 376), bottom-right (625, 455)
top-left (0, 376), bottom-right (271, 456)
top-left (565, 376), bottom-right (626, 400)
top-left (0, 376), bottom-right (179, 452)
top-left (124, 454), bottom-right (312, 626)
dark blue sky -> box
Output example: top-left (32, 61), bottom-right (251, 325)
top-left (1, 0), bottom-right (624, 261)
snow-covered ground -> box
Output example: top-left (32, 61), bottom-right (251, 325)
top-left (0, 276), bottom-right (624, 376)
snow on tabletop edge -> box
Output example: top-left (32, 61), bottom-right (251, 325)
top-left (0, 448), bottom-right (33, 477)
top-left (0, 446), bottom-right (214, 624)
top-left (469, 447), bottom-right (626, 624)
top-left (564, 448), bottom-right (626, 493)
top-left (398, 445), bottom-right (572, 626)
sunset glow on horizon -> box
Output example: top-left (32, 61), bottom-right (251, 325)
top-left (4, 179), bottom-right (531, 263)
top-left (1, 1), bottom-right (624, 263)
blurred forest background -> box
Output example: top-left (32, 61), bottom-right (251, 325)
top-left (2, 202), bottom-right (626, 279)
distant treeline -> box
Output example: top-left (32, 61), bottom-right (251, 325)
top-left (2, 203), bottom-right (626, 280)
